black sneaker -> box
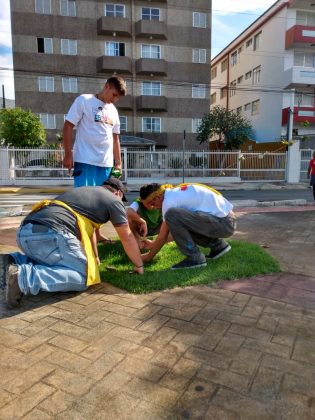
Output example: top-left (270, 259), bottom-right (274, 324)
top-left (5, 265), bottom-right (23, 308)
top-left (171, 258), bottom-right (207, 270)
top-left (0, 254), bottom-right (14, 289)
top-left (206, 244), bottom-right (231, 260)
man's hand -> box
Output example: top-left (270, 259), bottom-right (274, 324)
top-left (137, 218), bottom-right (148, 237)
top-left (140, 238), bottom-right (154, 249)
top-left (63, 155), bottom-right (73, 173)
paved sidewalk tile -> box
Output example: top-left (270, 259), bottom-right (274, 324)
top-left (0, 209), bottom-right (314, 418)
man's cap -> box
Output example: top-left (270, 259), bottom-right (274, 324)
top-left (103, 176), bottom-right (127, 202)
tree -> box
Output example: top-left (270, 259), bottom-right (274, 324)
top-left (197, 105), bottom-right (252, 150)
top-left (0, 107), bottom-right (46, 147)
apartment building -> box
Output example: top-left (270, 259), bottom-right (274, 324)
top-left (10, 0), bottom-right (211, 149)
top-left (210, 0), bottom-right (315, 143)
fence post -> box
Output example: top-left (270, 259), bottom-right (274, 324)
top-left (286, 140), bottom-right (301, 183)
top-left (237, 150), bottom-right (241, 179)
top-left (123, 148), bottom-right (128, 183)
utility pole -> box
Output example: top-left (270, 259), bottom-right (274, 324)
top-left (2, 84), bottom-right (6, 109)
top-left (286, 88), bottom-right (295, 143)
top-left (182, 130), bottom-right (186, 183)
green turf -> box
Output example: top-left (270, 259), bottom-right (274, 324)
top-left (98, 239), bottom-right (281, 294)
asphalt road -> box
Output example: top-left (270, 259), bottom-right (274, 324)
top-left (0, 188), bottom-right (313, 217)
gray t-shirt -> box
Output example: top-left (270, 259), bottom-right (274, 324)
top-left (23, 186), bottom-right (128, 238)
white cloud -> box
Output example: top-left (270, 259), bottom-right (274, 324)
top-left (0, 0), bottom-right (14, 99)
top-left (0, 0), bottom-right (12, 49)
top-left (213, 0), bottom-right (277, 15)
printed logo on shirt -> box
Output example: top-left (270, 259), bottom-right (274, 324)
top-left (92, 107), bottom-right (114, 125)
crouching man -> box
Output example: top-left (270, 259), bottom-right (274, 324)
top-left (141, 183), bottom-right (236, 270)
top-left (0, 177), bottom-right (143, 308)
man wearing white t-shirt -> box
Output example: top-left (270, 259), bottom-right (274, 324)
top-left (141, 183), bottom-right (236, 270)
top-left (62, 76), bottom-right (127, 242)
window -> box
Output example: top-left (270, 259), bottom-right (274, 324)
top-left (245, 70), bottom-right (252, 80)
top-left (141, 44), bottom-right (160, 59)
top-left (220, 87), bottom-right (227, 99)
top-left (244, 103), bottom-right (251, 112)
top-left (142, 81), bottom-right (161, 96)
top-left (230, 81), bottom-right (236, 97)
top-left (105, 41), bottom-right (125, 56)
top-left (238, 45), bottom-right (243, 55)
top-left (61, 39), bottom-right (77, 55)
top-left (252, 66), bottom-right (261, 84)
top-left (60, 0), bottom-right (76, 17)
top-left (246, 38), bottom-right (252, 48)
top-left (104, 3), bottom-right (125, 17)
top-left (296, 11), bottom-right (315, 26)
top-left (231, 51), bottom-right (237, 66)
top-left (37, 38), bottom-right (53, 54)
top-left (236, 106), bottom-right (242, 114)
top-left (210, 92), bottom-right (216, 105)
top-left (62, 77), bottom-right (78, 93)
top-left (253, 32), bottom-right (261, 51)
top-left (221, 59), bottom-right (228, 72)
top-left (40, 113), bottom-right (56, 129)
top-left (192, 118), bottom-right (202, 133)
top-left (193, 48), bottom-right (206, 63)
top-left (120, 116), bottom-right (127, 131)
top-left (35, 0), bottom-right (51, 14)
top-left (211, 67), bottom-right (217, 80)
top-left (142, 8), bottom-right (160, 20)
top-left (294, 52), bottom-right (315, 67)
top-left (251, 100), bottom-right (260, 115)
top-left (192, 84), bottom-right (206, 99)
top-left (294, 92), bottom-right (313, 107)
top-left (142, 117), bottom-right (161, 133)
top-left (237, 75), bottom-right (243, 84)
top-left (193, 12), bottom-right (207, 28)
top-left (38, 76), bottom-right (54, 92)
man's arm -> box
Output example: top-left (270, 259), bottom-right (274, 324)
top-left (63, 120), bottom-right (75, 173)
top-left (114, 224), bottom-right (144, 274)
top-left (141, 221), bottom-right (169, 263)
top-left (126, 207), bottom-right (148, 237)
top-left (113, 133), bottom-right (122, 172)
top-left (91, 229), bottom-right (100, 265)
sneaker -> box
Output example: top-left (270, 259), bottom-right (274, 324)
top-left (171, 258), bottom-right (207, 270)
top-left (0, 254), bottom-right (14, 289)
top-left (206, 244), bottom-right (231, 260)
top-left (5, 265), bottom-right (23, 308)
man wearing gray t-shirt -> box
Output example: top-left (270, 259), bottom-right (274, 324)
top-left (0, 177), bottom-right (143, 308)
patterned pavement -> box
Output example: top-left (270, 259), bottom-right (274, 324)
top-left (0, 207), bottom-right (314, 419)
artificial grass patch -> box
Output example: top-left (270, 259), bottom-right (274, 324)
top-left (98, 239), bottom-right (281, 294)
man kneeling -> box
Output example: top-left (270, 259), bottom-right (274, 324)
top-left (141, 183), bottom-right (236, 270)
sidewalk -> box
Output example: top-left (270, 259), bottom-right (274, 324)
top-left (0, 206), bottom-right (314, 418)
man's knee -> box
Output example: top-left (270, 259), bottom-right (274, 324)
top-left (165, 208), bottom-right (181, 224)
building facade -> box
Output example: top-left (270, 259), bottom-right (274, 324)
top-left (210, 0), bottom-right (315, 143)
top-left (10, 0), bottom-right (211, 149)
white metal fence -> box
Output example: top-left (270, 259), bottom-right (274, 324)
top-left (300, 149), bottom-right (314, 182)
top-left (0, 147), bottom-right (288, 186)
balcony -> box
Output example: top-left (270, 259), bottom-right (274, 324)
top-left (282, 106), bottom-right (315, 125)
top-left (136, 95), bottom-right (167, 111)
top-left (135, 20), bottom-right (167, 40)
top-left (285, 25), bottom-right (315, 49)
top-left (283, 66), bottom-right (315, 88)
top-left (96, 56), bottom-right (132, 74)
top-left (136, 58), bottom-right (167, 76)
top-left (116, 95), bottom-right (133, 110)
top-left (97, 16), bottom-right (132, 37)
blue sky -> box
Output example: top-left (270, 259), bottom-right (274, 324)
top-left (0, 0), bottom-right (277, 100)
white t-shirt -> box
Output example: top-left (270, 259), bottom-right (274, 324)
top-left (162, 185), bottom-right (233, 218)
top-left (66, 94), bottom-right (120, 167)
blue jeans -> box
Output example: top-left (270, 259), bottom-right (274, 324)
top-left (11, 223), bottom-right (88, 295)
